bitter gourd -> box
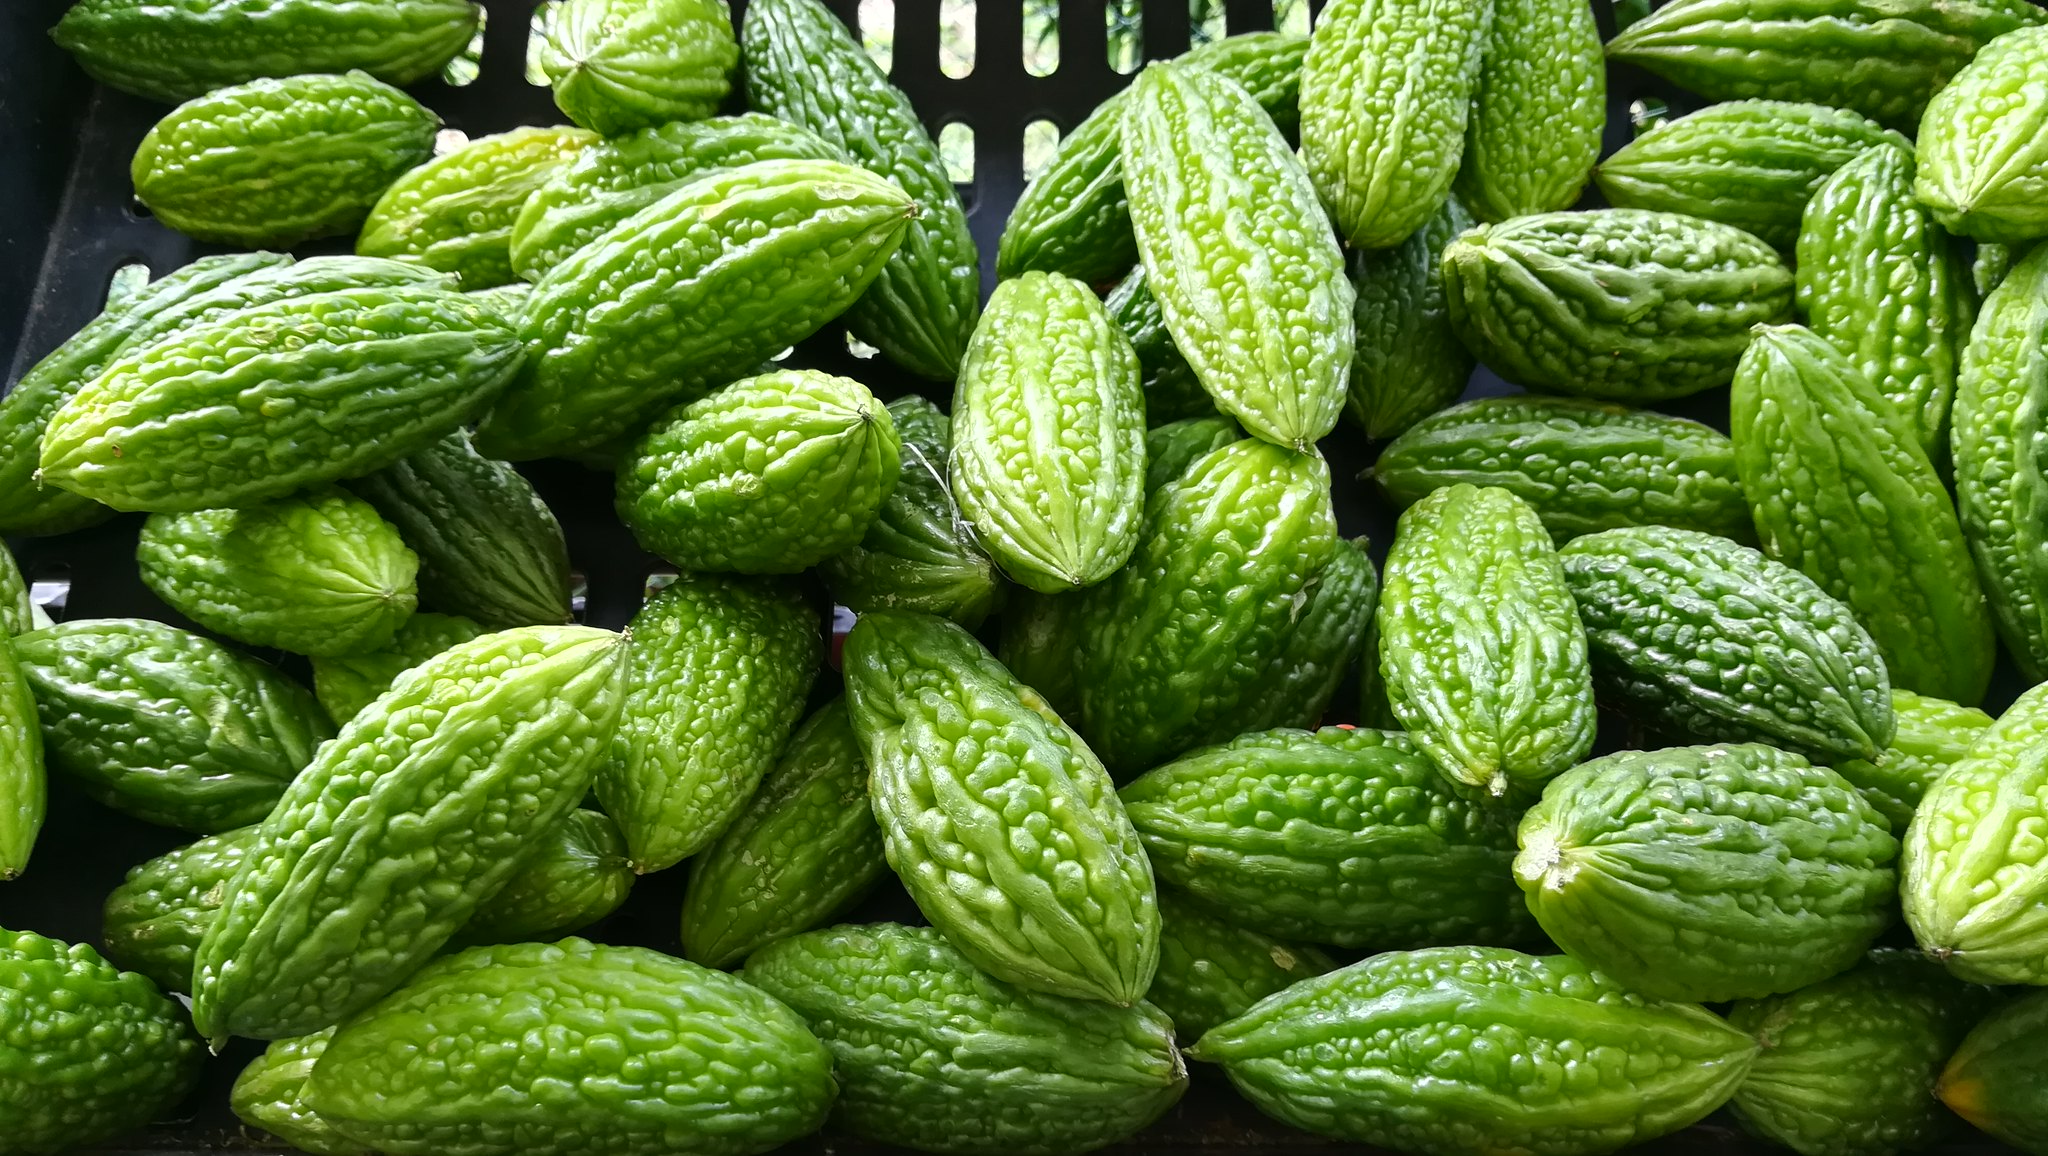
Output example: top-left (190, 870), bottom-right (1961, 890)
top-left (537, 0), bottom-right (738, 136)
top-left (1122, 60), bottom-right (1352, 450)
top-left (1455, 0), bottom-right (1603, 221)
top-left (823, 396), bottom-right (1002, 629)
top-left (1515, 743), bottom-right (1899, 1002)
top-left (310, 612), bottom-right (485, 724)
top-left (1229, 536), bottom-right (1379, 737)
top-left (950, 271), bottom-right (1146, 593)
top-left (49, 0), bottom-right (480, 104)
top-left (1441, 209), bottom-right (1794, 400)
top-left (1559, 525), bottom-right (1895, 762)
top-left (601, 575), bottom-right (820, 875)
top-left (476, 159), bottom-right (913, 460)
top-left (510, 113), bottom-right (843, 281)
top-left (1728, 950), bottom-right (1997, 1156)
top-left (743, 0), bottom-right (979, 380)
top-left (1346, 194), bottom-right (1475, 439)
top-left (1120, 726), bottom-right (1533, 948)
top-left (1834, 690), bottom-right (1991, 835)
top-left (302, 939), bottom-right (836, 1156)
top-left (1072, 439), bottom-right (1339, 774)
top-left (997, 31), bottom-right (1306, 285)
top-left (744, 923), bottom-right (1186, 1156)
top-left (0, 251), bottom-right (288, 537)
top-left (12, 619), bottom-right (333, 833)
top-left (1373, 396), bottom-right (1750, 543)
top-left (616, 369), bottom-right (900, 575)
top-left (101, 826), bottom-right (259, 994)
top-left (42, 280), bottom-right (523, 513)
top-left (231, 1030), bottom-right (366, 1156)
top-left (0, 930), bottom-right (203, 1156)
top-left (1797, 143), bottom-right (1974, 459)
top-left (679, 700), bottom-right (881, 969)
top-left (357, 126), bottom-right (596, 289)
top-left (131, 72), bottom-right (439, 247)
top-left (1937, 989), bottom-right (2048, 1152)
top-left (453, 808), bottom-right (634, 945)
top-left (0, 548), bottom-right (28, 638)
top-left (1604, 0), bottom-right (2047, 130)
top-left (1149, 889), bottom-right (1332, 1041)
top-left (345, 430), bottom-right (573, 629)
top-left (1732, 324), bottom-right (1994, 704)
top-left (1974, 241), bottom-right (2031, 298)
top-left (1379, 485), bottom-right (1595, 795)
top-left (1189, 945), bottom-right (1758, 1155)
top-left (1595, 100), bottom-right (1906, 250)
top-left (1102, 266), bottom-right (1217, 426)
top-left (136, 488), bottom-right (419, 658)
top-left (1916, 26), bottom-right (2048, 243)
top-left (1143, 417), bottom-right (1240, 493)
top-left (1298, 0), bottom-right (1493, 249)
top-left (843, 610), bottom-right (1159, 1006)
top-left (0, 636), bottom-right (41, 880)
top-left (995, 589), bottom-right (1085, 723)
top-left (190, 626), bottom-right (627, 1042)
top-left (1946, 244), bottom-right (2048, 677)
top-left (1903, 680), bottom-right (2048, 985)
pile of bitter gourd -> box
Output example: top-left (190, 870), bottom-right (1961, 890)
top-left (5, 0), bottom-right (2048, 1152)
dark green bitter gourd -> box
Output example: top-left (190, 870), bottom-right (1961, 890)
top-left (1143, 417), bottom-right (1241, 493)
top-left (1937, 989), bottom-right (2048, 1152)
top-left (452, 809), bottom-right (635, 946)
top-left (1103, 266), bottom-right (1220, 427)
top-left (537, 0), bottom-right (738, 136)
top-left (1148, 889), bottom-right (1333, 1041)
top-left (101, 825), bottom-right (260, 994)
top-left (1346, 195), bottom-right (1475, 440)
top-left (310, 612), bottom-right (485, 725)
top-left (996, 588), bottom-right (1086, 724)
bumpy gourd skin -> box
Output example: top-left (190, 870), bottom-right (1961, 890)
top-left (511, 113), bottom-right (843, 281)
top-left (1380, 485), bottom-right (1596, 795)
top-left (842, 610), bottom-right (1159, 1006)
top-left (1952, 244), bottom-right (2048, 679)
top-left (304, 940), bottom-right (836, 1156)
top-left (454, 808), bottom-right (634, 945)
top-left (1375, 395), bottom-right (1751, 543)
top-left (951, 272), bottom-right (1146, 594)
top-left (137, 488), bottom-right (419, 658)
top-left (743, 923), bottom-right (1186, 1156)
top-left (1904, 680), bottom-right (2048, 984)
top-left (1974, 241), bottom-right (2030, 297)
top-left (1732, 325), bottom-right (1994, 705)
top-left (617, 369), bottom-right (900, 575)
top-left (190, 626), bottom-right (627, 1042)
top-left (131, 72), bottom-right (439, 247)
top-left (49, 0), bottom-right (479, 103)
top-left (1149, 889), bottom-right (1332, 1041)
top-left (477, 159), bottom-right (912, 460)
top-left (1346, 195), bottom-right (1475, 439)
top-left (1230, 537), bottom-right (1379, 735)
top-left (539, 0), bottom-right (737, 136)
top-left (12, 619), bottom-right (333, 833)
top-left (1604, 0), bottom-right (2046, 129)
top-left (1073, 441), bottom-right (1338, 774)
top-left (743, 0), bottom-right (979, 381)
top-left (1515, 743), bottom-right (1899, 1003)
top-left (601, 575), bottom-right (820, 875)
top-left (1797, 144), bottom-right (1974, 459)
top-left (1916, 26), bottom-right (2048, 243)
top-left (42, 282), bottom-right (522, 513)
top-left (1938, 988), bottom-right (2048, 1151)
top-left (1299, 0), bottom-right (1492, 249)
top-left (1595, 100), bottom-right (1906, 250)
top-left (1455, 0), bottom-right (1603, 221)
top-left (346, 430), bottom-right (573, 629)
top-left (997, 31), bottom-right (1307, 285)
top-left (231, 1029), bottom-right (367, 1156)
top-left (1189, 946), bottom-right (1758, 1156)
top-left (680, 700), bottom-right (884, 969)
top-left (0, 930), bottom-right (203, 1156)
top-left (1441, 209), bottom-right (1794, 400)
top-left (1728, 950), bottom-right (1997, 1156)
top-left (1122, 61), bottom-right (1353, 450)
top-left (357, 126), bottom-right (596, 289)
top-left (1559, 525), bottom-right (1895, 762)
top-left (1143, 417), bottom-right (1240, 493)
top-left (997, 588), bottom-right (1086, 723)
top-left (0, 633), bottom-right (43, 879)
top-left (1834, 690), bottom-right (1991, 834)
top-left (101, 825), bottom-right (259, 994)
top-left (311, 612), bottom-right (484, 724)
top-left (1121, 726), bottom-right (1533, 949)
top-left (1102, 265), bottom-right (1221, 427)
top-left (823, 396), bottom-right (1003, 629)
top-left (0, 549), bottom-right (28, 638)
top-left (1073, 438), bottom-right (1343, 770)
top-left (0, 252), bottom-right (285, 537)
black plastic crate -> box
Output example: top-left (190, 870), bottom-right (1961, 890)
top-left (0, 0), bottom-right (2023, 1152)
